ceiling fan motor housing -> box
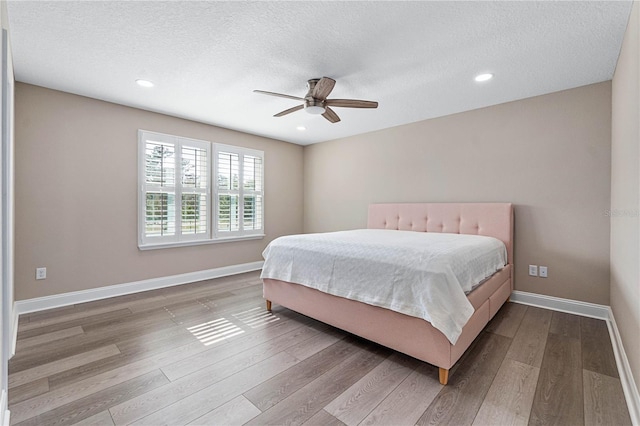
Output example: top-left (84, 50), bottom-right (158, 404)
top-left (304, 79), bottom-right (326, 114)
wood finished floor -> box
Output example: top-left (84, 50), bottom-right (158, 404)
top-left (8, 271), bottom-right (631, 426)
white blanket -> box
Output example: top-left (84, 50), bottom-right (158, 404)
top-left (261, 229), bottom-right (507, 344)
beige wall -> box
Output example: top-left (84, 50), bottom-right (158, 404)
top-left (14, 83), bottom-right (304, 300)
top-left (304, 82), bottom-right (612, 305)
top-left (611, 0), bottom-right (640, 400)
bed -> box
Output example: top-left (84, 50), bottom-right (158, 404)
top-left (262, 203), bottom-right (514, 385)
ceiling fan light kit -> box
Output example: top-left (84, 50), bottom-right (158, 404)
top-left (254, 77), bottom-right (378, 123)
top-left (304, 97), bottom-right (326, 115)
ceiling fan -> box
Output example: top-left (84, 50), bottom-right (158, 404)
top-left (253, 77), bottom-right (378, 123)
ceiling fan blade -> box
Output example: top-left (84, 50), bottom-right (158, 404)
top-left (325, 99), bottom-right (378, 108)
top-left (274, 104), bottom-right (304, 117)
top-left (254, 90), bottom-right (304, 101)
top-left (322, 107), bottom-right (341, 123)
top-left (312, 77), bottom-right (336, 100)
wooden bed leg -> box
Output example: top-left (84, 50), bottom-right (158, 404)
top-left (439, 368), bottom-right (449, 385)
top-left (266, 300), bottom-right (272, 311)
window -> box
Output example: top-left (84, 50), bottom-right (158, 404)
top-left (215, 144), bottom-right (264, 237)
top-left (138, 131), bottom-right (264, 249)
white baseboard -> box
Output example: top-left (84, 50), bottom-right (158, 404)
top-left (510, 290), bottom-right (639, 425)
top-left (15, 261), bottom-right (264, 315)
top-left (608, 308), bottom-right (640, 426)
top-left (510, 290), bottom-right (610, 320)
top-left (1, 390), bottom-right (8, 426)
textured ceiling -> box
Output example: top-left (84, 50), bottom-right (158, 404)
top-left (6, 1), bottom-right (633, 145)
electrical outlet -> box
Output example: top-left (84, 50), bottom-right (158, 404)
top-left (529, 265), bottom-right (538, 277)
top-left (539, 266), bottom-right (548, 278)
top-left (36, 267), bottom-right (46, 280)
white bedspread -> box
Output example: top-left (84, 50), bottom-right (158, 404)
top-left (261, 229), bottom-right (507, 344)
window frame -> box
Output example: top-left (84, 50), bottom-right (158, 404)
top-left (138, 130), bottom-right (264, 250)
top-left (213, 143), bottom-right (265, 239)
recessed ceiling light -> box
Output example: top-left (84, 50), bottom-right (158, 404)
top-left (474, 73), bottom-right (493, 82)
top-left (136, 79), bottom-right (154, 88)
top-left (296, 126), bottom-right (306, 131)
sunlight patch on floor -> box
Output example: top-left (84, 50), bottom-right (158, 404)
top-left (233, 306), bottom-right (280, 328)
top-left (186, 317), bottom-right (245, 346)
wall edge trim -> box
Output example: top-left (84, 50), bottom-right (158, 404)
top-left (10, 304), bottom-right (16, 357)
top-left (510, 290), bottom-right (639, 424)
top-left (14, 261), bottom-right (264, 315)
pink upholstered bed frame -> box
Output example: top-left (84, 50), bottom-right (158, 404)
top-left (263, 203), bottom-right (514, 385)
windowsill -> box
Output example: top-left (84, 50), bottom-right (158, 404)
top-left (138, 234), bottom-right (266, 251)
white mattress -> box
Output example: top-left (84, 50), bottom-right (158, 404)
top-left (261, 229), bottom-right (507, 344)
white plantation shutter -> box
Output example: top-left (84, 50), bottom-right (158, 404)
top-left (214, 145), bottom-right (264, 237)
top-left (138, 130), bottom-right (264, 249)
top-left (242, 154), bottom-right (263, 231)
top-left (144, 140), bottom-right (176, 238)
top-left (139, 131), bottom-right (263, 248)
top-left (216, 151), bottom-right (240, 232)
top-left (139, 131), bottom-right (211, 246)
top-left (180, 143), bottom-right (210, 236)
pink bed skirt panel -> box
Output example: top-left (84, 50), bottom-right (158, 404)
top-left (263, 264), bottom-right (512, 370)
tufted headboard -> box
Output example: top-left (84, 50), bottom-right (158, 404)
top-left (367, 203), bottom-right (514, 264)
